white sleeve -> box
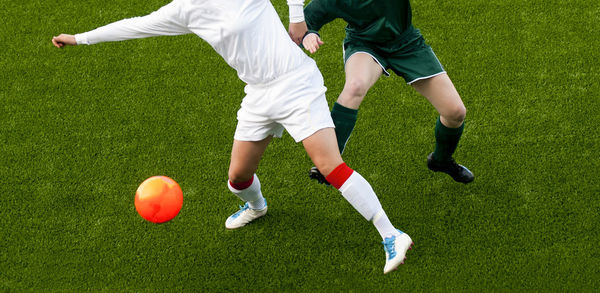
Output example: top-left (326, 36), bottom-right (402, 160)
top-left (75, 1), bottom-right (190, 45)
top-left (287, 0), bottom-right (305, 23)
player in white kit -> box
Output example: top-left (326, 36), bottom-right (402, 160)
top-left (52, 0), bottom-right (412, 273)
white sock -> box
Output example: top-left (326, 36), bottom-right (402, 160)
top-left (338, 172), bottom-right (399, 239)
top-left (372, 210), bottom-right (402, 240)
top-left (227, 174), bottom-right (266, 210)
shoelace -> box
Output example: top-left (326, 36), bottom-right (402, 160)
top-left (382, 237), bottom-right (397, 260)
top-left (231, 203), bottom-right (250, 219)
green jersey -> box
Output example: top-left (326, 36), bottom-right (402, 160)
top-left (304, 0), bottom-right (414, 44)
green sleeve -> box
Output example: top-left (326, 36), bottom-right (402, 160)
top-left (304, 0), bottom-right (338, 32)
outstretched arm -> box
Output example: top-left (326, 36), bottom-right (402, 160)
top-left (52, 1), bottom-right (189, 48)
top-left (52, 34), bottom-right (77, 48)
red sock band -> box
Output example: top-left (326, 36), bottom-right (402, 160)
top-left (229, 175), bottom-right (254, 190)
top-left (325, 163), bottom-right (354, 189)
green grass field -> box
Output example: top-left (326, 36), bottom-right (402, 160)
top-left (1, 0), bottom-right (599, 291)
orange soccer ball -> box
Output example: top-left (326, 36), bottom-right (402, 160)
top-left (135, 176), bottom-right (183, 223)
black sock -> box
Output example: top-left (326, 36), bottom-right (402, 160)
top-left (433, 117), bottom-right (464, 162)
top-left (331, 102), bottom-right (358, 154)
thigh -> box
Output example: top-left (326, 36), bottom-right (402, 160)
top-left (344, 52), bottom-right (384, 90)
top-left (340, 44), bottom-right (385, 108)
top-left (344, 40), bottom-right (389, 77)
top-left (410, 73), bottom-right (464, 118)
top-left (302, 128), bottom-right (344, 177)
top-left (229, 136), bottom-right (272, 182)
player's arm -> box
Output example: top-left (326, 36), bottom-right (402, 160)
top-left (296, 0), bottom-right (336, 53)
top-left (287, 0), bottom-right (307, 45)
top-left (52, 1), bottom-right (189, 48)
top-left (305, 0), bottom-right (337, 32)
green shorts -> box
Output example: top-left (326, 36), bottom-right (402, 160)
top-left (343, 27), bottom-right (445, 84)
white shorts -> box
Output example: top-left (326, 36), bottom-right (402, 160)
top-left (234, 62), bottom-right (334, 142)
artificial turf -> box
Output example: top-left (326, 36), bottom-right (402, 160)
top-left (1, 0), bottom-right (599, 291)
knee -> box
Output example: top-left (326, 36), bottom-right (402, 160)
top-left (315, 162), bottom-right (342, 178)
top-left (346, 78), bottom-right (370, 96)
top-left (228, 169), bottom-right (253, 184)
top-left (443, 104), bottom-right (467, 126)
top-left (340, 78), bottom-right (370, 103)
top-left (454, 105), bottom-right (467, 123)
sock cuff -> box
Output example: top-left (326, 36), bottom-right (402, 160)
top-left (325, 163), bottom-right (354, 189)
top-left (228, 174), bottom-right (255, 191)
top-left (332, 102), bottom-right (358, 119)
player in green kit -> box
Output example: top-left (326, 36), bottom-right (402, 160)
top-left (288, 0), bottom-right (474, 184)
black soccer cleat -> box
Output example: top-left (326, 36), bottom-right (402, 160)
top-left (427, 152), bottom-right (474, 184)
top-left (309, 167), bottom-right (330, 186)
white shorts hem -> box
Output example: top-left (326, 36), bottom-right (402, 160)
top-left (344, 51), bottom-right (390, 76)
top-left (407, 71), bottom-right (447, 85)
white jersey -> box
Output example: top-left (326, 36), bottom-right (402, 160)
top-left (76, 0), bottom-right (308, 85)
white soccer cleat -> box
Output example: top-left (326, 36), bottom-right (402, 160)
top-left (225, 200), bottom-right (268, 229)
top-left (382, 230), bottom-right (413, 274)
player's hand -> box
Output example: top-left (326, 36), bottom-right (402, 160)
top-left (288, 21), bottom-right (308, 45)
top-left (302, 33), bottom-right (323, 54)
top-left (52, 34), bottom-right (77, 48)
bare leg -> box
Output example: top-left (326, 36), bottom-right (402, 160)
top-left (412, 74), bottom-right (474, 182)
top-left (337, 53), bottom-right (384, 109)
top-left (411, 73), bottom-right (466, 128)
top-left (323, 53), bottom-right (383, 156)
top-left (302, 127), bottom-right (413, 273)
top-left (224, 136), bottom-right (272, 229)
top-left (302, 128), bottom-right (343, 176)
top-left (228, 136), bottom-right (272, 183)
top-left (303, 128), bottom-right (392, 228)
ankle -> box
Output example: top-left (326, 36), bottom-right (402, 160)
top-left (248, 197), bottom-right (266, 210)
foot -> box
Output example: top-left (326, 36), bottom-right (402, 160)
top-left (308, 167), bottom-right (330, 186)
top-left (225, 200), bottom-right (268, 229)
top-left (427, 152), bottom-right (474, 183)
top-left (382, 230), bottom-right (413, 274)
